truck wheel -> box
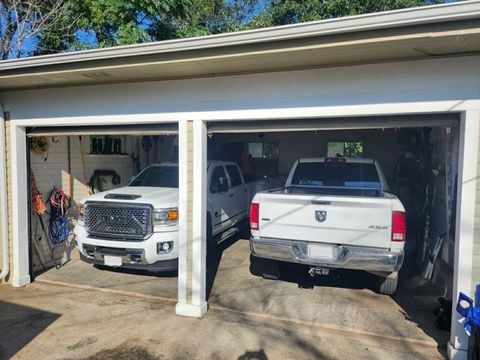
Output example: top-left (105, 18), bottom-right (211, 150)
top-left (377, 273), bottom-right (398, 295)
top-left (249, 255), bottom-right (280, 280)
top-left (206, 213), bottom-right (218, 259)
top-left (206, 213), bottom-right (213, 242)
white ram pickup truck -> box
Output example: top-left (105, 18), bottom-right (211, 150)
top-left (249, 157), bottom-right (406, 294)
top-left (74, 161), bottom-right (264, 272)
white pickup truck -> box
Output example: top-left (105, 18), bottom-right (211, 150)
top-left (249, 157), bottom-right (406, 294)
top-left (74, 161), bottom-right (266, 272)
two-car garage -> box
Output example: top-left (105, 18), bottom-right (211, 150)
top-left (1, 3), bottom-right (480, 359)
top-left (23, 114), bottom-right (461, 356)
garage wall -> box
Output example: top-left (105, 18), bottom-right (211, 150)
top-left (29, 136), bottom-right (135, 271)
top-left (1, 57), bottom-right (478, 123)
top-left (428, 127), bottom-right (459, 271)
top-left (138, 135), bottom-right (177, 170)
top-left (211, 129), bottom-right (403, 179)
top-left (30, 136), bottom-right (134, 201)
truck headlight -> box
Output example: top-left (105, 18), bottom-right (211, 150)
top-left (153, 208), bottom-right (178, 226)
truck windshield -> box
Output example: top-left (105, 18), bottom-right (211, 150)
top-left (129, 165), bottom-right (179, 188)
top-left (291, 162), bottom-right (381, 189)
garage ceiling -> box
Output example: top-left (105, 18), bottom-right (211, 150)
top-left (207, 114), bottom-right (459, 133)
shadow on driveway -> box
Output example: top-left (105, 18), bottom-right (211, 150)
top-left (0, 300), bottom-right (61, 360)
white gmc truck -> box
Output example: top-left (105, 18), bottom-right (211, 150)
top-left (249, 157), bottom-right (406, 294)
top-left (74, 161), bottom-right (265, 272)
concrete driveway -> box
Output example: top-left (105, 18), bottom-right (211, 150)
top-left (17, 235), bottom-right (448, 359)
top-left (0, 281), bottom-right (445, 360)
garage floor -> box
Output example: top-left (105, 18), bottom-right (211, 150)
top-left (35, 251), bottom-right (178, 301)
top-left (35, 234), bottom-right (448, 355)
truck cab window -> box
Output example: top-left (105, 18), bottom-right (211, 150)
top-left (210, 166), bottom-right (228, 193)
top-left (226, 165), bottom-right (243, 187)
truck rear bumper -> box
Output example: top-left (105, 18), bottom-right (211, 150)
top-left (250, 237), bottom-right (404, 273)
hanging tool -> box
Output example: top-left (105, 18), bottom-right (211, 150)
top-left (48, 188), bottom-right (70, 245)
top-left (30, 137), bottom-right (50, 161)
top-left (67, 136), bottom-right (73, 198)
top-left (423, 233), bottom-right (446, 280)
top-left (48, 188), bottom-right (71, 269)
top-left (30, 169), bottom-right (55, 268)
top-left (78, 136), bottom-right (89, 197)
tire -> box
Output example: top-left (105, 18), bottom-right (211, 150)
top-left (206, 213), bottom-right (216, 258)
top-left (206, 213), bottom-right (213, 242)
top-left (377, 273), bottom-right (398, 295)
top-left (249, 254), bottom-right (280, 280)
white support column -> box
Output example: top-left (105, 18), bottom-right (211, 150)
top-left (0, 105), bottom-right (10, 282)
top-left (177, 120), bottom-right (189, 306)
top-left (448, 110), bottom-right (479, 360)
top-left (176, 120), bottom-right (208, 317)
top-left (191, 120), bottom-right (207, 309)
top-left (11, 125), bottom-right (30, 287)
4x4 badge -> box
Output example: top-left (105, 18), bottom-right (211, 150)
top-left (315, 210), bottom-right (327, 223)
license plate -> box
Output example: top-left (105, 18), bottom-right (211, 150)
top-left (104, 255), bottom-right (122, 267)
top-left (308, 244), bottom-right (335, 260)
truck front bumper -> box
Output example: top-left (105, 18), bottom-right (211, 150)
top-left (74, 225), bottom-right (178, 272)
top-left (250, 237), bottom-right (404, 273)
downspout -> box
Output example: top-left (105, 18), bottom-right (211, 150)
top-left (0, 104), bottom-right (9, 281)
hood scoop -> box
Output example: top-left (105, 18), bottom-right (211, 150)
top-left (104, 194), bottom-right (142, 200)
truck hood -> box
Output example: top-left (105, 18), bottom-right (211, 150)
top-left (83, 186), bottom-right (179, 209)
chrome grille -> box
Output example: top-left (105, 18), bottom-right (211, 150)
top-left (84, 203), bottom-right (152, 239)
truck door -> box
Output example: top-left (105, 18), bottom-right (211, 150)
top-left (209, 165), bottom-right (232, 234)
top-left (225, 164), bottom-right (248, 225)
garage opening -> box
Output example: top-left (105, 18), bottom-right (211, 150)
top-left (205, 115), bottom-right (459, 352)
top-left (26, 123), bottom-right (179, 300)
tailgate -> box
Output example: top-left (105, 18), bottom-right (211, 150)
top-left (258, 194), bottom-right (393, 249)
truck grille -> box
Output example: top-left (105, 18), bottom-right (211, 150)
top-left (84, 203), bottom-right (152, 240)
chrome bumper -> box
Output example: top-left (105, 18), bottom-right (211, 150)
top-left (81, 244), bottom-right (178, 272)
top-left (250, 238), bottom-right (404, 273)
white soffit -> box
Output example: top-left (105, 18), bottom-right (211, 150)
top-left (0, 1), bottom-right (479, 90)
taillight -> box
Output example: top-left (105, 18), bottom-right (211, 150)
top-left (392, 211), bottom-right (406, 242)
top-left (250, 203), bottom-right (259, 230)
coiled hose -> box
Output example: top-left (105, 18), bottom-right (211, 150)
top-left (30, 137), bottom-right (50, 161)
top-left (48, 188), bottom-right (71, 245)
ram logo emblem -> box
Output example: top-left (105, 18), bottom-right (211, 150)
top-left (315, 210), bottom-right (327, 223)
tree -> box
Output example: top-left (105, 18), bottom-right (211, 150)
top-left (36, 0), bottom-right (258, 55)
top-left (172, 0), bottom-right (259, 38)
top-left (248, 0), bottom-right (445, 27)
top-left (0, 0), bottom-right (68, 59)
top-left (5, 0), bottom-right (451, 58)
top-left (36, 0), bottom-right (192, 54)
